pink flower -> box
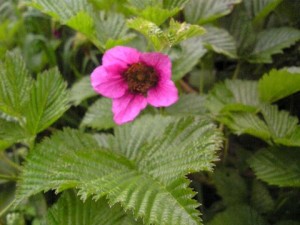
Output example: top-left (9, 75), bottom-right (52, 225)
top-left (91, 46), bottom-right (178, 125)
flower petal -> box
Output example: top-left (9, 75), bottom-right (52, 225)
top-left (147, 80), bottom-right (178, 107)
top-left (91, 64), bottom-right (128, 98)
top-left (102, 46), bottom-right (141, 67)
top-left (112, 93), bottom-right (147, 125)
top-left (140, 52), bottom-right (171, 80)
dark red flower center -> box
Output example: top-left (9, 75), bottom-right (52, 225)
top-left (124, 63), bottom-right (158, 95)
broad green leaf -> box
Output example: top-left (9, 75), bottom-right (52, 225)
top-left (0, 50), bottom-right (32, 120)
top-left (80, 98), bottom-right (114, 130)
top-left (249, 148), bottom-right (300, 187)
top-left (69, 76), bottom-right (97, 106)
top-left (184, 0), bottom-right (242, 24)
top-left (251, 180), bottom-right (274, 214)
top-left (46, 190), bottom-right (139, 225)
top-left (127, 17), bottom-right (168, 51)
top-left (218, 112), bottom-right (271, 141)
top-left (248, 27), bottom-right (300, 63)
top-left (207, 204), bottom-right (265, 225)
top-left (24, 68), bottom-right (69, 135)
top-left (213, 168), bottom-right (248, 205)
top-left (172, 38), bottom-right (207, 81)
top-left (15, 116), bottom-right (222, 225)
top-left (163, 0), bottom-right (189, 9)
top-left (258, 68), bottom-right (300, 103)
top-left (127, 0), bottom-right (161, 9)
top-left (244, 0), bottom-right (283, 25)
top-left (200, 26), bottom-right (237, 58)
top-left (165, 94), bottom-right (207, 115)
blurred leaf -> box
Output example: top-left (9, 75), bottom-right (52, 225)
top-left (69, 76), bottom-right (97, 106)
top-left (15, 116), bottom-right (222, 225)
top-left (249, 147), bottom-right (300, 187)
top-left (0, 183), bottom-right (16, 212)
top-left (207, 204), bottom-right (265, 225)
top-left (200, 26), bottom-right (237, 58)
top-left (166, 94), bottom-right (207, 115)
top-left (24, 68), bottom-right (69, 135)
top-left (172, 38), bottom-right (207, 81)
top-left (244, 0), bottom-right (283, 25)
top-left (163, 0), bottom-right (189, 9)
top-left (184, 0), bottom-right (242, 24)
top-left (251, 180), bottom-right (275, 214)
top-left (80, 98), bottom-right (114, 130)
top-left (213, 168), bottom-right (248, 205)
top-left (248, 27), bottom-right (300, 63)
top-left (258, 68), bottom-right (300, 103)
top-left (46, 190), bottom-right (139, 225)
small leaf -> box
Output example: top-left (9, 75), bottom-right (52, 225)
top-left (24, 68), bottom-right (69, 134)
top-left (80, 98), bottom-right (114, 130)
top-left (184, 0), bottom-right (242, 24)
top-left (172, 38), bottom-right (207, 81)
top-left (258, 68), bottom-right (300, 103)
top-left (46, 190), bottom-right (139, 225)
top-left (249, 147), bottom-right (300, 187)
top-left (69, 76), bottom-right (97, 106)
top-left (248, 27), bottom-right (300, 63)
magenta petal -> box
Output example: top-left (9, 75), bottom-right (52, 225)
top-left (147, 80), bottom-right (178, 107)
top-left (91, 65), bottom-right (128, 98)
top-left (102, 46), bottom-right (141, 67)
top-left (112, 93), bottom-right (147, 125)
top-left (140, 52), bottom-right (171, 80)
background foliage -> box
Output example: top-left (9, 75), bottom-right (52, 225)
top-left (0, 0), bottom-right (300, 224)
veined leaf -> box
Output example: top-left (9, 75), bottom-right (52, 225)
top-left (244, 0), bottom-right (283, 25)
top-left (207, 204), bottom-right (265, 225)
top-left (200, 26), bottom-right (237, 58)
top-left (249, 148), bottom-right (300, 187)
top-left (46, 190), bottom-right (139, 225)
top-left (248, 27), bottom-right (300, 63)
top-left (258, 68), bottom-right (300, 103)
top-left (24, 68), bottom-right (69, 134)
top-left (163, 0), bottom-right (189, 9)
top-left (15, 116), bottom-right (222, 225)
top-left (172, 38), bottom-right (207, 81)
top-left (0, 50), bottom-right (32, 120)
top-left (184, 0), bottom-right (242, 24)
top-left (80, 98), bottom-right (114, 130)
top-left (69, 76), bottom-right (97, 106)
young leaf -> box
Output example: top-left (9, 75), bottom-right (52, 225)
top-left (248, 27), bottom-right (300, 63)
top-left (172, 38), bottom-right (207, 81)
top-left (24, 68), bottom-right (69, 135)
top-left (249, 147), bottom-right (300, 187)
top-left (80, 98), bottom-right (114, 130)
top-left (15, 116), bottom-right (222, 225)
top-left (46, 190), bottom-right (139, 225)
top-left (258, 68), bottom-right (300, 103)
top-left (0, 50), bottom-right (32, 120)
top-left (207, 204), bottom-right (265, 225)
top-left (184, 0), bottom-right (242, 24)
top-left (200, 26), bottom-right (237, 58)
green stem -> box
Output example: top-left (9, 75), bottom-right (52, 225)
top-left (0, 152), bottom-right (21, 171)
top-left (232, 61), bottom-right (242, 79)
top-left (0, 174), bottom-right (18, 181)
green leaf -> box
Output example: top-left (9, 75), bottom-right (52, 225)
top-left (213, 168), bottom-right (248, 205)
top-left (248, 27), bottom-right (300, 63)
top-left (251, 180), bottom-right (275, 214)
top-left (165, 94), bottom-right (207, 115)
top-left (200, 26), bottom-right (237, 58)
top-left (184, 0), bottom-right (242, 24)
top-left (163, 0), bottom-right (189, 9)
top-left (207, 204), bottom-right (265, 225)
top-left (258, 68), bottom-right (300, 103)
top-left (80, 98), bottom-right (114, 130)
top-left (69, 76), bottom-right (97, 106)
top-left (0, 50), bottom-right (32, 120)
top-left (24, 68), bottom-right (69, 135)
top-left (249, 147), bottom-right (300, 187)
top-left (172, 38), bottom-right (207, 81)
top-left (244, 0), bottom-right (283, 25)
top-left (15, 116), bottom-right (222, 225)
top-left (46, 190), bottom-right (139, 225)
